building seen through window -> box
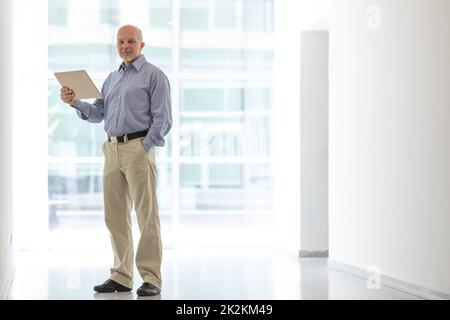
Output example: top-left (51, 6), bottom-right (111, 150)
top-left (48, 0), bottom-right (274, 248)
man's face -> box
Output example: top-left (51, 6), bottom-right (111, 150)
top-left (117, 27), bottom-right (144, 64)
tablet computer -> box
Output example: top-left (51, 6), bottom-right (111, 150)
top-left (54, 70), bottom-right (102, 100)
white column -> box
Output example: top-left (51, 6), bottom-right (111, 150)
top-left (300, 31), bottom-right (329, 256)
top-left (12, 0), bottom-right (49, 250)
top-left (0, 0), bottom-right (14, 298)
top-left (273, 0), bottom-right (332, 253)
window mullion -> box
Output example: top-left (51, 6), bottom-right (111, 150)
top-left (171, 0), bottom-right (181, 249)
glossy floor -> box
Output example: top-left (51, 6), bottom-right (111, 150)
top-left (7, 249), bottom-right (422, 300)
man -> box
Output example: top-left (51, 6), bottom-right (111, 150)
top-left (60, 25), bottom-right (172, 296)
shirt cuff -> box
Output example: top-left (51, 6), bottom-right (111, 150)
top-left (71, 101), bottom-right (88, 120)
top-left (141, 140), bottom-right (152, 153)
top-left (73, 100), bottom-right (90, 118)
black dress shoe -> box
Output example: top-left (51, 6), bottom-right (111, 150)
top-left (93, 279), bottom-right (132, 293)
top-left (136, 282), bottom-right (161, 296)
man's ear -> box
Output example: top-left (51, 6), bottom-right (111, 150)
top-left (141, 42), bottom-right (145, 50)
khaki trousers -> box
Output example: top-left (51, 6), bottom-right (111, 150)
top-left (102, 137), bottom-right (162, 289)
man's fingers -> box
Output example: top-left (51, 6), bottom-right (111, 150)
top-left (61, 87), bottom-right (73, 94)
top-left (60, 94), bottom-right (74, 104)
top-left (61, 92), bottom-right (75, 98)
top-left (59, 87), bottom-right (76, 105)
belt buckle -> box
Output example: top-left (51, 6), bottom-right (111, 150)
top-left (110, 136), bottom-right (118, 144)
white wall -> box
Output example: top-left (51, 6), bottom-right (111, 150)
top-left (300, 31), bottom-right (329, 254)
top-left (329, 0), bottom-right (450, 295)
top-left (0, 0), bottom-right (14, 299)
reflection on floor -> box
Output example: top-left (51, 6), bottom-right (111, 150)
top-left (7, 249), bottom-right (422, 300)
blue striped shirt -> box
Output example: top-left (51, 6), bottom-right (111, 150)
top-left (73, 55), bottom-right (172, 152)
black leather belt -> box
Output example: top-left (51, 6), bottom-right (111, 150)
top-left (108, 130), bottom-right (148, 144)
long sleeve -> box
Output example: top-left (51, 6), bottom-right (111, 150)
top-left (72, 74), bottom-right (110, 123)
top-left (142, 70), bottom-right (172, 152)
top-left (73, 98), bottom-right (105, 123)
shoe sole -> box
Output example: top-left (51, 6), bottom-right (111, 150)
top-left (94, 288), bottom-right (132, 293)
top-left (136, 289), bottom-right (161, 296)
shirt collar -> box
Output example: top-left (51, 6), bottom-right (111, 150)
top-left (119, 55), bottom-right (146, 72)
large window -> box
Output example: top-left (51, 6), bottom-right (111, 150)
top-left (48, 0), bottom-right (274, 248)
top-left (49, 0), bottom-right (69, 26)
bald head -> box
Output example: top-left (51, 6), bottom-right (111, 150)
top-left (116, 25), bottom-right (145, 66)
top-left (117, 24), bottom-right (143, 42)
